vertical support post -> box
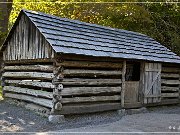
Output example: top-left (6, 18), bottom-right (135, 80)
top-left (121, 60), bottom-right (126, 108)
top-left (139, 62), bottom-right (145, 105)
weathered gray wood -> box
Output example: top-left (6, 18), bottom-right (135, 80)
top-left (61, 79), bottom-right (122, 86)
top-left (162, 67), bottom-right (180, 73)
top-left (57, 60), bottom-right (123, 69)
top-left (121, 60), bottom-right (126, 107)
top-left (146, 99), bottom-right (179, 106)
top-left (4, 59), bottom-right (53, 64)
top-left (3, 14), bottom-right (54, 61)
top-left (58, 103), bottom-right (121, 114)
top-left (4, 93), bottom-right (53, 108)
top-left (161, 73), bottom-right (179, 78)
top-left (139, 62), bottom-right (145, 104)
top-left (63, 69), bottom-right (122, 77)
top-left (61, 87), bottom-right (121, 96)
top-left (4, 65), bottom-right (54, 72)
top-left (62, 95), bottom-right (120, 103)
top-left (25, 103), bottom-right (50, 117)
top-left (59, 53), bottom-right (124, 62)
top-left (3, 86), bottom-right (53, 99)
top-left (161, 86), bottom-right (179, 92)
top-left (3, 72), bottom-right (54, 80)
top-left (161, 93), bottom-right (179, 98)
top-left (5, 80), bottom-right (54, 89)
top-left (161, 79), bottom-right (180, 85)
top-left (124, 81), bottom-right (140, 104)
top-left (144, 63), bottom-right (161, 104)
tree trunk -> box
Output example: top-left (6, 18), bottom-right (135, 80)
top-left (0, 0), bottom-right (12, 78)
top-left (0, 0), bottom-right (13, 46)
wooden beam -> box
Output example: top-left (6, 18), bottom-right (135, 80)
top-left (5, 80), bottom-right (55, 89)
top-left (161, 86), bottom-right (179, 92)
top-left (61, 87), bottom-right (121, 96)
top-left (162, 67), bottom-right (180, 73)
top-left (59, 53), bottom-right (124, 62)
top-left (161, 79), bottom-right (180, 85)
top-left (161, 93), bottom-right (179, 98)
top-left (146, 99), bottom-right (179, 106)
top-left (121, 60), bottom-right (126, 107)
top-left (4, 93), bottom-right (53, 108)
top-left (57, 60), bottom-right (123, 69)
top-left (4, 59), bottom-right (53, 64)
top-left (63, 69), bottom-right (122, 77)
top-left (58, 103), bottom-right (121, 114)
top-left (3, 72), bottom-right (54, 80)
top-left (3, 86), bottom-right (53, 99)
top-left (4, 65), bottom-right (54, 72)
top-left (25, 103), bottom-right (50, 117)
top-left (62, 95), bottom-right (120, 103)
top-left (61, 79), bottom-right (122, 86)
top-left (161, 73), bottom-right (179, 78)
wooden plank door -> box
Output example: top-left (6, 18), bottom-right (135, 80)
top-left (124, 81), bottom-right (142, 108)
top-left (144, 63), bottom-right (161, 104)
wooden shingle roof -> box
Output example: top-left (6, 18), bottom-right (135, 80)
top-left (2, 9), bottom-right (180, 63)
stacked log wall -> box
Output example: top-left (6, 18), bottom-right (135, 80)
top-left (53, 58), bottom-right (123, 114)
top-left (2, 60), bottom-right (54, 115)
top-left (161, 63), bottom-right (180, 105)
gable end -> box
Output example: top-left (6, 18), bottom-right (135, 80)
top-left (2, 12), bottom-right (55, 61)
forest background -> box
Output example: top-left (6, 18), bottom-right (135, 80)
top-left (0, 0), bottom-right (180, 55)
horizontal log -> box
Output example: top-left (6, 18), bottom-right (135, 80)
top-left (4, 65), bottom-right (54, 72)
top-left (162, 67), bottom-right (180, 73)
top-left (58, 103), bottom-right (121, 114)
top-left (3, 72), bottom-right (54, 80)
top-left (57, 60), bottom-right (122, 69)
top-left (161, 99), bottom-right (179, 104)
top-left (146, 99), bottom-right (179, 107)
top-left (161, 73), bottom-right (179, 78)
top-left (60, 53), bottom-right (124, 62)
top-left (161, 93), bottom-right (179, 98)
top-left (3, 86), bottom-right (53, 99)
top-left (62, 79), bottom-right (122, 86)
top-left (25, 103), bottom-right (50, 117)
top-left (4, 93), bottom-right (53, 108)
top-left (62, 95), bottom-right (120, 103)
top-left (63, 69), bottom-right (122, 77)
top-left (5, 80), bottom-right (55, 89)
top-left (61, 87), bottom-right (121, 96)
top-left (161, 86), bottom-right (179, 92)
top-left (4, 59), bottom-right (53, 64)
top-left (161, 79), bottom-right (180, 85)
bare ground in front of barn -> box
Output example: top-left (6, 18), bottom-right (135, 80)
top-left (0, 98), bottom-right (180, 134)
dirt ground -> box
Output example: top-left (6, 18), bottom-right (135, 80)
top-left (0, 99), bottom-right (180, 134)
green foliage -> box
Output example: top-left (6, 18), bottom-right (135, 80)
top-left (9, 0), bottom-right (180, 55)
top-left (0, 86), bottom-right (3, 100)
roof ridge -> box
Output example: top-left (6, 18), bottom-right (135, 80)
top-left (22, 9), bottom-right (153, 40)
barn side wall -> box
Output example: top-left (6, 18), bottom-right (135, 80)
top-left (161, 63), bottom-right (180, 105)
top-left (3, 14), bottom-right (54, 61)
top-left (51, 55), bottom-right (123, 115)
top-left (2, 60), bottom-right (54, 115)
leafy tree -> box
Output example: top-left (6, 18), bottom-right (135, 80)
top-left (8, 0), bottom-right (180, 55)
top-left (0, 0), bottom-right (13, 46)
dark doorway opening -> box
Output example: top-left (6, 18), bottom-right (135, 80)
top-left (125, 62), bottom-right (140, 81)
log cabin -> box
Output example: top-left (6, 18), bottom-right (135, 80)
top-left (0, 9), bottom-right (180, 117)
